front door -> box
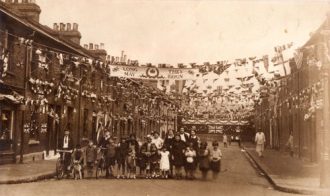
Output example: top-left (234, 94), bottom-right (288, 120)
top-left (0, 110), bottom-right (14, 151)
top-left (46, 115), bottom-right (54, 156)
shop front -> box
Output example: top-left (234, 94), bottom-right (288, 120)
top-left (0, 92), bottom-right (23, 164)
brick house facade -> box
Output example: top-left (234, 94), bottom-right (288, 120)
top-left (0, 0), bottom-right (177, 164)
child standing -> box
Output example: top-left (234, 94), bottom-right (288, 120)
top-left (126, 147), bottom-right (137, 179)
top-left (209, 141), bottom-right (222, 180)
top-left (71, 144), bottom-right (84, 180)
top-left (159, 146), bottom-right (170, 178)
top-left (85, 140), bottom-right (97, 178)
top-left (140, 135), bottom-right (157, 178)
top-left (184, 143), bottom-right (197, 180)
top-left (105, 139), bottom-right (117, 178)
top-left (198, 142), bottom-right (210, 180)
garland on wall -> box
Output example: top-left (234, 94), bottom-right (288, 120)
top-left (28, 78), bottom-right (54, 95)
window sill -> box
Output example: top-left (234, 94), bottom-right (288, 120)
top-left (28, 139), bottom-right (40, 145)
top-left (5, 71), bottom-right (16, 77)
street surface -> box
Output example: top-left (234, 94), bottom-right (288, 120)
top-left (0, 144), bottom-right (297, 196)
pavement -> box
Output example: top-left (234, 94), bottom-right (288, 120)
top-left (0, 160), bottom-right (56, 184)
top-left (242, 142), bottom-right (330, 195)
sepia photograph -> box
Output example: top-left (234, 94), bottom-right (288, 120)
top-left (0, 0), bottom-right (330, 195)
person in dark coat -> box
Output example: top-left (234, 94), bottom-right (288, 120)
top-left (197, 141), bottom-right (210, 180)
top-left (126, 134), bottom-right (139, 157)
top-left (187, 130), bottom-right (200, 151)
top-left (116, 137), bottom-right (128, 178)
top-left (178, 127), bottom-right (189, 144)
top-left (105, 139), bottom-right (117, 178)
top-left (84, 140), bottom-right (97, 177)
top-left (171, 134), bottom-right (186, 179)
top-left (164, 130), bottom-right (175, 150)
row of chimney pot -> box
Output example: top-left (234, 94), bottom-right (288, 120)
top-left (3, 0), bottom-right (36, 3)
top-left (83, 43), bottom-right (105, 50)
top-left (53, 23), bottom-right (79, 31)
top-left (2, 0), bottom-right (130, 64)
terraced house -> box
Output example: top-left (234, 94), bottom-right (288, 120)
top-left (0, 0), bottom-right (177, 164)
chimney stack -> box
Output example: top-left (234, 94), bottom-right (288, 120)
top-left (59, 23), bottom-right (65, 31)
top-left (120, 51), bottom-right (124, 62)
top-left (55, 22), bottom-right (81, 44)
top-left (89, 43), bottom-right (94, 50)
top-left (83, 44), bottom-right (88, 49)
top-left (5, 0), bottom-right (41, 22)
top-left (73, 23), bottom-right (78, 31)
top-left (53, 23), bottom-right (59, 31)
top-left (123, 55), bottom-right (127, 63)
top-left (100, 43), bottom-right (105, 50)
top-left (66, 23), bottom-right (71, 31)
top-left (94, 44), bottom-right (99, 50)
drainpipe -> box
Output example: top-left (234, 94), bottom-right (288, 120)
top-left (20, 39), bottom-right (32, 163)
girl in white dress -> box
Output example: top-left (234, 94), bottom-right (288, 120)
top-left (159, 146), bottom-right (170, 178)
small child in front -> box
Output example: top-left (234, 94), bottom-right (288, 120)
top-left (184, 143), bottom-right (197, 180)
top-left (71, 144), bottom-right (84, 180)
top-left (209, 141), bottom-right (222, 180)
top-left (159, 146), bottom-right (170, 178)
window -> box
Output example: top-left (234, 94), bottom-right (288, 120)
top-left (83, 109), bottom-right (88, 138)
top-left (29, 108), bottom-right (40, 143)
top-left (67, 107), bottom-right (73, 131)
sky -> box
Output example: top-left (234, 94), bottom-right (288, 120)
top-left (37, 0), bottom-right (330, 65)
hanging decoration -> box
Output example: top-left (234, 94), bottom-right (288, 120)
top-left (28, 78), bottom-right (55, 95)
top-left (0, 49), bottom-right (9, 79)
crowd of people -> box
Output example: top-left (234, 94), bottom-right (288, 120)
top-left (59, 127), bottom-right (223, 180)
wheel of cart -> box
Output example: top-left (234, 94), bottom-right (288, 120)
top-left (95, 147), bottom-right (107, 179)
top-left (56, 149), bottom-right (73, 180)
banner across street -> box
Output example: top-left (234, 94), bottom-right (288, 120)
top-left (109, 64), bottom-right (198, 80)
